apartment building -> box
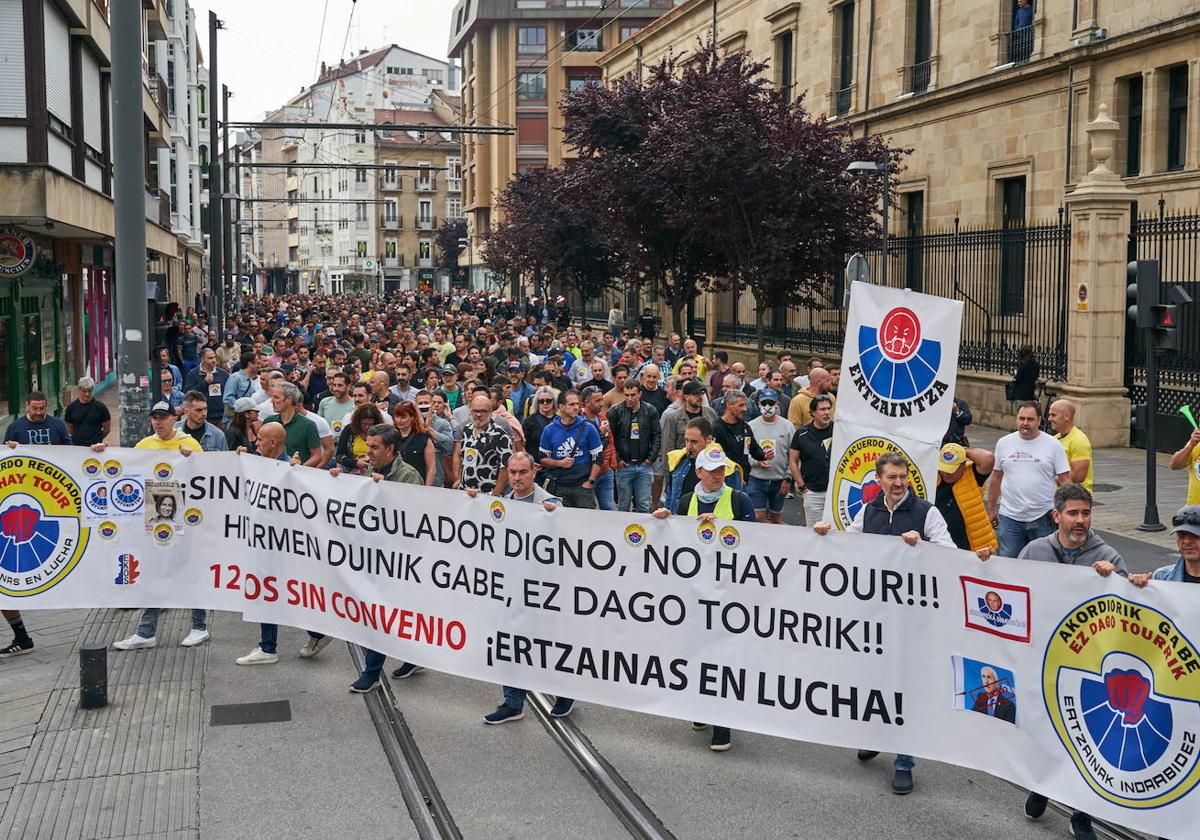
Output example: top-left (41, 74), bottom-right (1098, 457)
top-left (376, 95), bottom-right (465, 290)
top-left (447, 0), bottom-right (681, 284)
top-left (0, 0), bottom-right (210, 425)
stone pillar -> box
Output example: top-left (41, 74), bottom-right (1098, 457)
top-left (1188, 59), bottom-right (1200, 171)
top-left (1063, 103), bottom-right (1135, 447)
top-left (1140, 69), bottom-right (1159, 174)
top-left (705, 290), bottom-right (717, 348)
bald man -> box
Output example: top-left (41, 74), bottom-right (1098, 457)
top-left (254, 422), bottom-right (292, 462)
top-left (1048, 399), bottom-right (1092, 492)
top-left (788, 367), bottom-right (837, 427)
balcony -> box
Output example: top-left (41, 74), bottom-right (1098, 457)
top-left (416, 215), bottom-right (437, 231)
top-left (379, 177), bottom-right (401, 191)
top-left (383, 256), bottom-right (400, 268)
top-left (903, 60), bottom-right (931, 95)
top-left (380, 214), bottom-right (401, 230)
top-left (354, 179), bottom-right (370, 192)
top-left (416, 177), bottom-right (436, 192)
top-left (316, 225), bottom-right (333, 237)
top-left (145, 188), bottom-right (170, 228)
top-left (566, 29), bottom-right (603, 51)
top-left (1004, 26), bottom-right (1034, 65)
top-left (447, 178), bottom-right (462, 193)
top-left (835, 86), bottom-right (852, 117)
top-left (355, 218), bottom-right (370, 230)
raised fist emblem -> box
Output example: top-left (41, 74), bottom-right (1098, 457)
top-left (1105, 669), bottom-right (1151, 725)
top-left (1, 504), bottom-right (40, 543)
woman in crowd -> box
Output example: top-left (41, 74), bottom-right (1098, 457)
top-left (392, 401), bottom-right (436, 486)
top-left (336, 403), bottom-right (385, 474)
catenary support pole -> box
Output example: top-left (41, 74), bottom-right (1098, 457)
top-left (208, 12), bottom-right (223, 335)
top-left (222, 85), bottom-right (233, 326)
top-left (112, 0), bottom-right (150, 444)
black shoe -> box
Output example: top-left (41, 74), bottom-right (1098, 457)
top-left (710, 728), bottom-right (731, 752)
top-left (391, 662), bottom-right (423, 679)
top-left (1069, 813), bottom-right (1096, 840)
top-left (349, 674), bottom-right (380, 693)
top-left (857, 749), bottom-right (880, 762)
top-left (0, 640), bottom-right (33, 658)
top-left (549, 697), bottom-right (575, 718)
top-left (892, 767), bottom-right (913, 795)
top-left (691, 722), bottom-right (709, 731)
top-left (1024, 792), bottom-right (1048, 820)
top-left (483, 705), bottom-right (524, 725)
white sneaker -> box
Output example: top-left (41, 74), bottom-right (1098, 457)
top-left (180, 629), bottom-right (210, 647)
top-left (113, 634), bottom-right (156, 651)
top-left (235, 647), bottom-right (279, 666)
top-left (298, 636), bottom-right (333, 659)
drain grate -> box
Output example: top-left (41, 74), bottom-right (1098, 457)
top-left (210, 700), bottom-right (292, 726)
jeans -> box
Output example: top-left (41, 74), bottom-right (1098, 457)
top-left (502, 686), bottom-right (573, 711)
top-left (594, 470), bottom-right (616, 511)
top-left (802, 491), bottom-right (827, 527)
top-left (258, 624), bottom-right (323, 655)
top-left (615, 463), bottom-right (653, 512)
top-left (361, 649), bottom-right (386, 682)
top-left (137, 608), bottom-right (206, 638)
top-left (895, 753), bottom-right (916, 771)
top-left (557, 483), bottom-right (598, 509)
top-left (996, 511), bottom-right (1055, 558)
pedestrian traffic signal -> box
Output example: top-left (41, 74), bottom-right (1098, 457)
top-left (1126, 259), bottom-right (1160, 328)
top-left (152, 302), bottom-right (177, 354)
top-left (1152, 304), bottom-right (1179, 351)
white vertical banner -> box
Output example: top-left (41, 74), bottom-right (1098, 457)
top-left (824, 282), bottom-right (963, 528)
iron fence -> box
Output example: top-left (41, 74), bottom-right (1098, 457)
top-left (1127, 206), bottom-right (1200, 416)
top-left (713, 213), bottom-right (1071, 381)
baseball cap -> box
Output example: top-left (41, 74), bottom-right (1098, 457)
top-left (682, 380), bottom-right (706, 396)
top-left (149, 401), bottom-right (173, 417)
top-left (757, 387), bottom-right (779, 403)
top-left (440, 364), bottom-right (457, 375)
top-left (233, 397), bottom-right (259, 414)
top-left (694, 444), bottom-right (729, 472)
top-left (1171, 505), bottom-right (1200, 537)
top-left (508, 361), bottom-right (527, 372)
top-left (938, 443), bottom-right (967, 473)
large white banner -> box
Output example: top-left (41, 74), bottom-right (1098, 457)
top-left (825, 281), bottom-right (964, 528)
top-left (1, 446), bottom-right (1196, 836)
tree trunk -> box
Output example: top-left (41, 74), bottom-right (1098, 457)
top-left (580, 293), bottom-right (589, 329)
top-left (756, 303), bottom-right (767, 364)
top-left (671, 300), bottom-right (685, 338)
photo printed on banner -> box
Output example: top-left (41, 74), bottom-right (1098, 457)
top-left (144, 480), bottom-right (183, 534)
top-left (952, 655), bottom-right (1017, 725)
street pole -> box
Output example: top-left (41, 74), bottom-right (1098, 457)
top-left (881, 165), bottom-right (890, 287)
top-left (1139, 336), bottom-right (1165, 530)
top-left (221, 85), bottom-right (233, 325)
top-left (112, 0), bottom-right (149, 444)
top-left (207, 12), bottom-right (223, 335)
top-left (233, 148), bottom-right (243, 307)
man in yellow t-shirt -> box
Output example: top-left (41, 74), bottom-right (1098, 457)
top-left (1048, 399), bottom-right (1092, 492)
top-left (134, 402), bottom-right (202, 452)
top-left (1170, 427), bottom-right (1200, 505)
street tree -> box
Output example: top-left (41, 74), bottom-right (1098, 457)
top-left (435, 217), bottom-right (468, 277)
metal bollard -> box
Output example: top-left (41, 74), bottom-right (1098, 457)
top-left (79, 644), bottom-right (108, 709)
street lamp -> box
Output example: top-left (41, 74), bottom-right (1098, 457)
top-left (847, 160), bottom-right (890, 287)
top-left (457, 234), bottom-right (473, 291)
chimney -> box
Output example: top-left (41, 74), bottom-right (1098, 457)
top-left (320, 61), bottom-right (326, 76)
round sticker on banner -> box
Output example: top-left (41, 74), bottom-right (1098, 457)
top-left (110, 479), bottom-right (145, 514)
top-left (1043, 596), bottom-right (1200, 811)
top-left (152, 523), bottom-right (174, 545)
top-left (84, 481), bottom-right (109, 517)
top-left (97, 521), bottom-right (118, 540)
top-left (0, 454), bottom-right (89, 597)
top-left (153, 463), bottom-right (173, 480)
top-left (829, 436), bottom-right (926, 530)
top-left (102, 460), bottom-right (122, 478)
top-left (82, 459), bottom-right (101, 477)
top-left (697, 521), bottom-right (716, 544)
top-left (718, 525), bottom-right (740, 549)
top-left (183, 508), bottom-right (202, 526)
top-left (623, 524), bottom-right (647, 548)
top-left (853, 306), bottom-right (947, 415)
top-left (489, 500), bottom-right (505, 523)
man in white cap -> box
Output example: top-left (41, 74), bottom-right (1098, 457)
top-left (63, 377), bottom-right (111, 446)
top-left (653, 441), bottom-right (755, 753)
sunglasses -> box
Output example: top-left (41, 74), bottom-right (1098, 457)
top-left (537, 398), bottom-right (554, 404)
top-left (1173, 510), bottom-right (1200, 527)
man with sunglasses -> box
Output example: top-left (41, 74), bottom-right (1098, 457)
top-left (1131, 506), bottom-right (1200, 589)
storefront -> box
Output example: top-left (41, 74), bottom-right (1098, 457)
top-left (82, 252), bottom-right (116, 389)
top-left (0, 228), bottom-right (67, 424)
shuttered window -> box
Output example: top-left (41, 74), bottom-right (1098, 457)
top-left (0, 1), bottom-right (25, 118)
top-left (82, 48), bottom-right (102, 151)
top-left (44, 0), bottom-right (72, 126)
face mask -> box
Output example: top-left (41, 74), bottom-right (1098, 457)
top-left (761, 403), bottom-right (777, 417)
top-left (696, 485), bottom-right (724, 504)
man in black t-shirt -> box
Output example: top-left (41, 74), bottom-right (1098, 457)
top-left (63, 377), bottom-right (111, 446)
top-left (788, 395), bottom-right (834, 525)
top-left (711, 391), bottom-right (766, 482)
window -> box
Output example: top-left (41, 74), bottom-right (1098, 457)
top-left (354, 129), bottom-right (367, 144)
top-left (1167, 65), bottom-right (1188, 172)
top-left (1126, 75), bottom-right (1143, 176)
top-left (384, 165), bottom-right (397, 184)
top-left (447, 197), bottom-right (462, 219)
top-left (619, 25), bottom-right (643, 42)
top-left (903, 192), bottom-right (924, 292)
top-left (447, 157), bottom-right (462, 181)
top-left (386, 65), bottom-right (400, 74)
top-left (517, 70), bottom-right (547, 101)
top-left (518, 26), bottom-right (546, 54)
top-left (419, 199), bottom-right (433, 223)
top-left (1009, 0), bottom-right (1034, 64)
top-left (910, 0), bottom-right (931, 93)
top-left (312, 177), bottom-right (318, 193)
top-left (423, 69), bottom-right (444, 84)
top-left (357, 241), bottom-right (368, 258)
top-left (998, 176), bottom-right (1026, 315)
top-left (418, 241), bottom-right (432, 265)
top-left (567, 74), bottom-right (600, 93)
top-left (355, 168), bottom-right (368, 183)
top-left (774, 31), bottom-right (794, 103)
top-left (384, 199), bottom-right (397, 221)
top-left (568, 28), bottom-right (602, 51)
top-left (517, 115), bottom-right (549, 147)
top-left (356, 202), bottom-right (368, 222)
top-left (385, 240), bottom-right (397, 259)
top-left (836, 3), bottom-right (855, 116)
top-left (197, 83), bottom-right (206, 114)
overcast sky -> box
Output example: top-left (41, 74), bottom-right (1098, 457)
top-left (189, 0), bottom-right (459, 122)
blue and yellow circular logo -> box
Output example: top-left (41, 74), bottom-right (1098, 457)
top-left (1043, 596), bottom-right (1200, 810)
top-left (718, 525), bottom-right (740, 549)
top-left (623, 524), bottom-right (647, 548)
top-left (102, 459), bottom-right (122, 478)
top-left (183, 508), bottom-right (202, 526)
top-left (152, 523), bottom-right (174, 545)
top-left (153, 463), bottom-right (173, 480)
top-left (82, 458), bottom-right (101, 477)
top-left (857, 307), bottom-right (941, 400)
top-left (697, 521), bottom-right (715, 544)
top-left (829, 436), bottom-right (926, 531)
top-left (489, 500), bottom-right (506, 522)
top-left (97, 521), bottom-right (118, 540)
top-left (0, 454), bottom-right (89, 597)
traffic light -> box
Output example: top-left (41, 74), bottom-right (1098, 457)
top-left (1152, 304), bottom-right (1179, 351)
top-left (1126, 259), bottom-right (1160, 328)
top-left (151, 302), bottom-right (178, 355)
